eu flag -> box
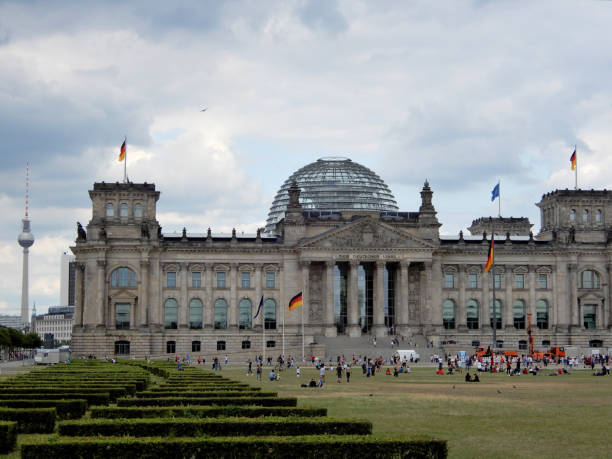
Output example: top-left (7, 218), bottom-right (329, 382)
top-left (253, 296), bottom-right (263, 319)
top-left (491, 183), bottom-right (500, 202)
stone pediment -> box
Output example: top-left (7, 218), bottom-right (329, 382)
top-left (299, 218), bottom-right (435, 250)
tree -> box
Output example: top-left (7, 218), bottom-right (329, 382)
top-left (22, 332), bottom-right (42, 349)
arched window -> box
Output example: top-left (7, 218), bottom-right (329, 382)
top-left (442, 299), bottom-right (455, 329)
top-left (214, 299), bottom-right (227, 329)
top-left (114, 340), bottom-right (130, 355)
top-left (490, 299), bottom-right (502, 329)
top-left (119, 203), bottom-right (129, 217)
top-left (583, 209), bottom-right (589, 222)
top-left (189, 299), bottom-right (203, 329)
top-left (589, 339), bottom-right (603, 348)
top-left (513, 299), bottom-right (526, 329)
top-left (579, 270), bottom-right (600, 289)
top-left (110, 267), bottom-right (136, 288)
top-left (134, 203), bottom-right (143, 218)
top-left (536, 300), bottom-right (549, 329)
top-left (570, 209), bottom-right (576, 222)
top-left (164, 299), bottom-right (178, 329)
top-left (596, 209), bottom-right (602, 223)
top-left (264, 299), bottom-right (276, 330)
top-left (105, 203), bottom-right (115, 217)
top-left (466, 300), bottom-right (479, 329)
top-left (239, 298), bottom-right (252, 329)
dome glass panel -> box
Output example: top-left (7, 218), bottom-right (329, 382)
top-left (265, 157), bottom-right (398, 233)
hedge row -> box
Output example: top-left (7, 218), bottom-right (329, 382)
top-left (0, 399), bottom-right (86, 419)
top-left (0, 421), bottom-right (16, 454)
top-left (90, 406), bottom-right (327, 419)
top-left (58, 417), bottom-right (372, 437)
top-left (0, 387), bottom-right (126, 400)
top-left (0, 392), bottom-right (110, 406)
top-left (0, 385), bottom-right (136, 396)
top-left (117, 397), bottom-right (297, 407)
top-left (136, 391), bottom-right (277, 398)
top-left (151, 386), bottom-right (257, 392)
top-left (8, 379), bottom-right (148, 390)
top-left (0, 408), bottom-right (56, 433)
top-left (21, 435), bottom-right (448, 459)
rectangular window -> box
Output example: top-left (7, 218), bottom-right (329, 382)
top-left (266, 340), bottom-right (276, 348)
top-left (192, 272), bottom-right (201, 288)
top-left (192, 341), bottom-right (201, 352)
top-left (514, 274), bottom-right (524, 289)
top-left (115, 303), bottom-right (130, 330)
top-left (241, 272), bottom-right (251, 288)
top-left (468, 273), bottom-right (478, 289)
top-left (166, 341), bottom-right (176, 354)
top-left (538, 274), bottom-right (548, 289)
top-left (493, 274), bottom-right (501, 289)
top-left (216, 272), bottom-right (226, 288)
top-left (241, 340), bottom-right (251, 349)
top-left (167, 272), bottom-right (176, 288)
top-left (444, 273), bottom-right (455, 289)
top-left (217, 340), bottom-right (226, 351)
top-left (266, 272), bottom-right (275, 289)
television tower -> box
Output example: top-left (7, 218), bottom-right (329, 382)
top-left (17, 163), bottom-right (34, 327)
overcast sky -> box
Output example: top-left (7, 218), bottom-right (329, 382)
top-left (2, 0), bottom-right (612, 315)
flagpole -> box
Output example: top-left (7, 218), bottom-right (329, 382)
top-left (301, 297), bottom-right (305, 363)
top-left (491, 232), bottom-right (497, 357)
top-left (262, 300), bottom-right (266, 366)
top-left (123, 136), bottom-right (127, 183)
top-left (282, 297), bottom-right (286, 359)
top-left (575, 145), bottom-right (578, 190)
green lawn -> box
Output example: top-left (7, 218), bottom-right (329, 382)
top-left (219, 365), bottom-right (611, 459)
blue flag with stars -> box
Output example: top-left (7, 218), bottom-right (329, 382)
top-left (253, 296), bottom-right (264, 319)
top-left (491, 182), bottom-right (500, 202)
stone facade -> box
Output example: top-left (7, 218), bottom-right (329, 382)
top-left (71, 179), bottom-right (612, 359)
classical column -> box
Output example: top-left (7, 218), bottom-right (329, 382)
top-left (373, 260), bottom-right (386, 337)
top-left (204, 263), bottom-right (213, 328)
top-left (554, 258), bottom-right (569, 331)
top-left (607, 264), bottom-right (612, 328)
top-left (427, 260), bottom-right (439, 331)
top-left (96, 259), bottom-right (106, 328)
top-left (457, 265), bottom-right (467, 330)
top-left (139, 259), bottom-right (149, 327)
top-left (347, 260), bottom-right (360, 337)
top-left (255, 264), bottom-right (263, 329)
top-left (399, 260), bottom-right (409, 334)
top-left (324, 260), bottom-right (336, 337)
top-left (229, 263), bottom-right (238, 328)
top-left (301, 261), bottom-right (310, 343)
top-left (179, 263), bottom-right (188, 328)
top-left (528, 266), bottom-right (536, 328)
top-left (481, 269), bottom-right (491, 330)
top-left (569, 263), bottom-right (578, 329)
top-left (504, 267), bottom-right (513, 329)
top-left (74, 263), bottom-right (84, 329)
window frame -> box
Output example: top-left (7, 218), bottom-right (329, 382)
top-left (444, 273), bottom-right (455, 289)
top-left (216, 271), bottom-right (226, 288)
top-left (240, 272), bottom-right (251, 289)
top-left (265, 272), bottom-right (276, 289)
top-left (164, 299), bottom-right (178, 329)
top-left (189, 298), bottom-right (203, 329)
top-left (191, 271), bottom-right (201, 288)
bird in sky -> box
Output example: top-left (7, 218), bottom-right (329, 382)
top-left (201, 108), bottom-right (208, 112)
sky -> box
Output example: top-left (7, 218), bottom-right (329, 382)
top-left (1, 0), bottom-right (612, 315)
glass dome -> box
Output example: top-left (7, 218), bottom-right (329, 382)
top-left (266, 157), bottom-right (398, 233)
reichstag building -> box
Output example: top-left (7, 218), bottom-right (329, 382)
top-left (71, 157), bottom-right (612, 358)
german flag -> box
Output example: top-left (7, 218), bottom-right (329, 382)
top-left (570, 147), bottom-right (576, 171)
top-left (288, 292), bottom-right (303, 311)
top-left (484, 237), bottom-right (494, 272)
top-left (119, 138), bottom-right (126, 162)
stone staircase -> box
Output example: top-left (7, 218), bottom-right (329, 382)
top-left (313, 333), bottom-right (437, 363)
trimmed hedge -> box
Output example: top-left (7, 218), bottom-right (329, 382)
top-left (0, 421), bottom-right (16, 454)
top-left (0, 392), bottom-right (110, 406)
top-left (0, 399), bottom-right (86, 419)
top-left (21, 435), bottom-right (448, 458)
top-left (136, 391), bottom-right (277, 398)
top-left (117, 397), bottom-right (297, 407)
top-left (58, 417), bottom-right (372, 437)
top-left (151, 386), bottom-right (258, 392)
top-left (0, 408), bottom-right (56, 433)
top-left (0, 387), bottom-right (126, 400)
top-left (0, 385), bottom-right (136, 396)
top-left (90, 406), bottom-right (327, 419)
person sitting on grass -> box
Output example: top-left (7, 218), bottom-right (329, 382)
top-left (465, 372), bottom-right (472, 382)
top-left (308, 378), bottom-right (317, 387)
top-left (269, 369), bottom-right (276, 381)
top-left (473, 374), bottom-right (480, 382)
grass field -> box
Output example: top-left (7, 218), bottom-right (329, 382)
top-left (218, 364), bottom-right (611, 458)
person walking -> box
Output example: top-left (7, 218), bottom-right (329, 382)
top-left (336, 363), bottom-right (343, 383)
top-left (345, 364), bottom-right (351, 383)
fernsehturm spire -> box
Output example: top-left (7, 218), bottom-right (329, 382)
top-left (17, 163), bottom-right (34, 327)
